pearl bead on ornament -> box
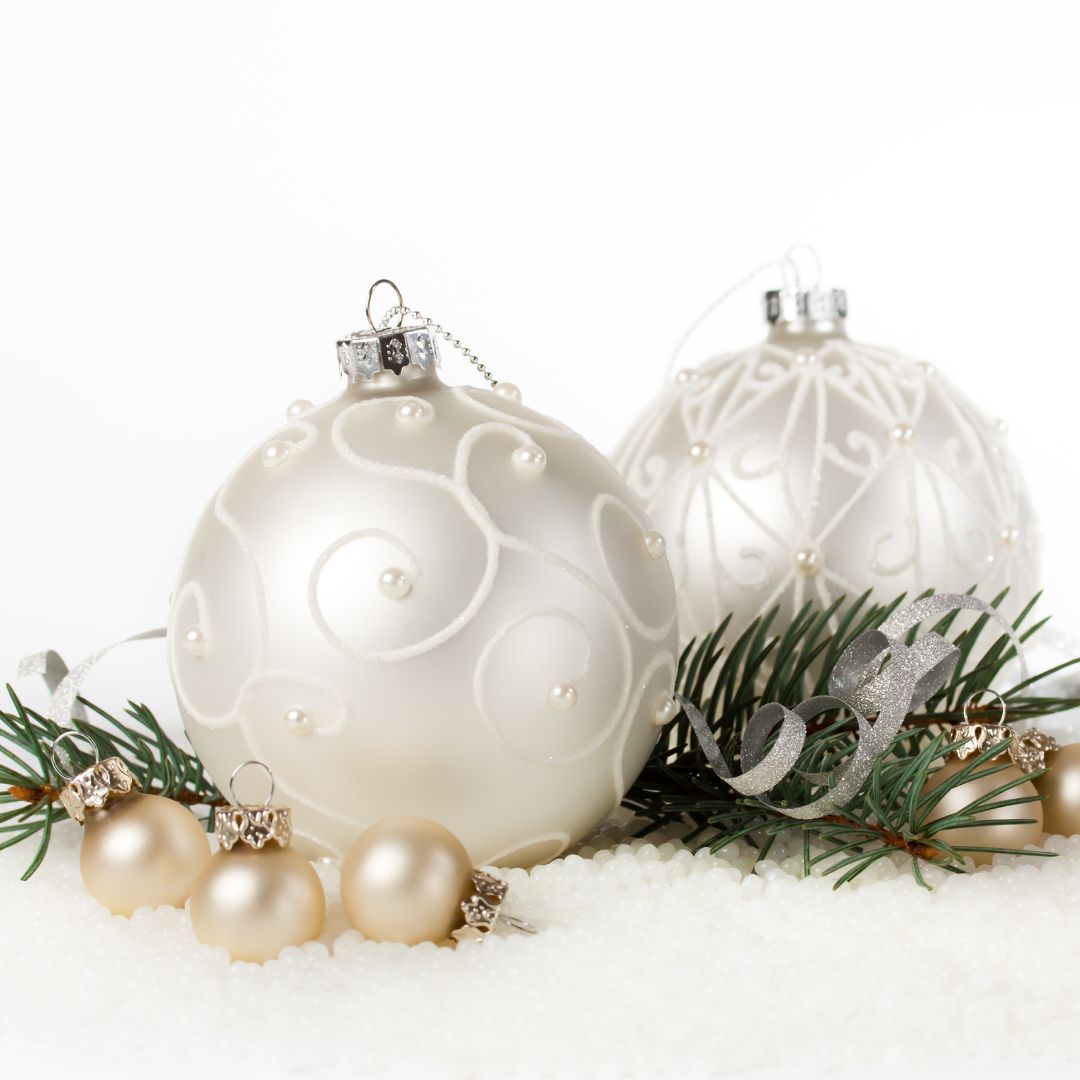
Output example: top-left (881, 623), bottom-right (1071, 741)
top-left (916, 360), bottom-right (936, 376)
top-left (261, 441), bottom-right (291, 467)
top-left (688, 441), bottom-right (713, 464)
top-left (494, 382), bottom-right (522, 403)
top-left (396, 398), bottom-right (434, 424)
top-left (181, 626), bottom-right (205, 657)
top-left (512, 445), bottom-right (547, 475)
top-left (378, 567), bottom-right (413, 600)
top-left (994, 418), bottom-right (1009, 435)
top-left (548, 682), bottom-right (578, 711)
top-left (80, 794), bottom-right (211, 916)
top-left (284, 707), bottom-right (313, 735)
top-left (652, 695), bottom-right (679, 726)
top-left (286, 399), bottom-right (313, 419)
top-left (794, 348), bottom-right (817, 366)
top-left (889, 423), bottom-right (915, 445)
top-left (340, 817), bottom-right (474, 945)
top-left (643, 530), bottom-right (667, 560)
top-left (675, 369), bottom-right (699, 384)
top-left (794, 548), bottom-right (821, 576)
top-left (1000, 525), bottom-right (1021, 548)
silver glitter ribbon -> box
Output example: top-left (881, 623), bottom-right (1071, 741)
top-left (682, 594), bottom-right (1029, 819)
top-left (18, 629), bottom-right (166, 728)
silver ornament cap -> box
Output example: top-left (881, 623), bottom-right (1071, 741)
top-left (337, 278), bottom-right (440, 382)
top-left (764, 287), bottom-right (848, 325)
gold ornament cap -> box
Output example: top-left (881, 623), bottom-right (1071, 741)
top-left (59, 757), bottom-right (141, 824)
top-left (450, 869), bottom-right (541, 943)
top-left (215, 760), bottom-right (292, 850)
top-left (946, 690), bottom-right (1059, 774)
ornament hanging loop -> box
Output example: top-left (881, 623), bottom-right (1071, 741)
top-left (229, 760), bottom-right (276, 807)
top-left (366, 279), bottom-right (405, 331)
top-left (50, 729), bottom-right (100, 782)
top-left (962, 688), bottom-right (1008, 726)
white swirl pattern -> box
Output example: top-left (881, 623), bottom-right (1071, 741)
top-left (169, 373), bottom-right (677, 868)
top-left (615, 336), bottom-right (1039, 646)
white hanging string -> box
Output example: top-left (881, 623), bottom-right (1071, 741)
top-left (665, 244), bottom-right (823, 380)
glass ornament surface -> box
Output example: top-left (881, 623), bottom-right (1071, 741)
top-left (614, 293), bottom-right (1038, 645)
top-left (169, 363), bottom-right (678, 867)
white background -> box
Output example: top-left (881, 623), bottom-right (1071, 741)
top-left (1, 0), bottom-right (1079, 716)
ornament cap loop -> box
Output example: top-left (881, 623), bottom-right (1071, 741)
top-left (58, 756), bottom-right (141, 825)
top-left (366, 278), bottom-right (405, 330)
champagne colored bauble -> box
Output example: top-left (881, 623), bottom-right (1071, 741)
top-left (615, 288), bottom-right (1039, 644)
top-left (341, 816), bottom-right (473, 945)
top-left (922, 756), bottom-right (1043, 865)
top-left (80, 793), bottom-right (211, 916)
top-left (168, 317), bottom-right (678, 867)
top-left (1034, 743), bottom-right (1080, 837)
top-left (190, 844), bottom-right (325, 963)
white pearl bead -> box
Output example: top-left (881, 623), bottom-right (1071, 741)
top-left (794, 548), bottom-right (821, 576)
top-left (548, 683), bottom-right (578, 711)
top-left (643, 530), bottom-right (667, 560)
top-left (261, 441), bottom-right (291, 467)
top-left (286, 399), bottom-right (313, 420)
top-left (396, 398), bottom-right (433, 424)
top-left (378, 567), bottom-right (412, 600)
top-left (652, 695), bottom-right (679, 726)
top-left (1000, 524), bottom-right (1021, 547)
top-left (284, 707), bottom-right (313, 735)
top-left (688, 441), bottom-right (713, 463)
top-left (994, 418), bottom-right (1009, 435)
top-left (181, 626), bottom-right (205, 657)
top-left (675, 369), bottom-right (698, 384)
top-left (494, 383), bottom-right (522, 403)
top-left (512, 444), bottom-right (547, 475)
top-left (916, 360), bottom-right (936, 376)
top-left (794, 348), bottom-right (817, 366)
top-left (889, 422), bottom-right (915, 445)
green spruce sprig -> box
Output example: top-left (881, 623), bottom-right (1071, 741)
top-left (0, 690), bottom-right (223, 880)
top-left (622, 589), bottom-right (1080, 887)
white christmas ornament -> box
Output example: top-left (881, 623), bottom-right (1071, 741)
top-left (169, 288), bottom-right (678, 867)
top-left (615, 287), bottom-right (1038, 645)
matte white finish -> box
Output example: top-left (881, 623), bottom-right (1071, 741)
top-left (168, 367), bottom-right (677, 866)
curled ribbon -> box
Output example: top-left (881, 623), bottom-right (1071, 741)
top-left (18, 629), bottom-right (167, 728)
top-left (681, 593), bottom-right (1029, 819)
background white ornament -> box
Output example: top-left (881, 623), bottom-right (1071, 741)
top-left (614, 288), bottom-right (1039, 645)
top-left (169, 330), bottom-right (677, 868)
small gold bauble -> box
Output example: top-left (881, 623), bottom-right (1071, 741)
top-left (341, 817), bottom-right (474, 945)
top-left (922, 756), bottom-right (1043, 866)
top-left (190, 845), bottom-right (325, 963)
top-left (80, 793), bottom-right (211, 916)
top-left (1034, 743), bottom-right (1080, 837)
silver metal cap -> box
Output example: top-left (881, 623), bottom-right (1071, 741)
top-left (764, 288), bottom-right (848, 325)
top-left (337, 324), bottom-right (440, 382)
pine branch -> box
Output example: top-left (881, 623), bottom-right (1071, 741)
top-left (623, 590), bottom-right (1080, 888)
top-left (0, 686), bottom-right (223, 879)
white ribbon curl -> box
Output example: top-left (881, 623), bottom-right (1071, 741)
top-left (681, 593), bottom-right (1029, 819)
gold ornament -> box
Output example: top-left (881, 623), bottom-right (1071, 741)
top-left (340, 816), bottom-right (537, 945)
top-left (341, 817), bottom-right (475, 945)
top-left (922, 692), bottom-right (1046, 866)
top-left (1034, 743), bottom-right (1080, 837)
top-left (52, 732), bottom-right (210, 917)
top-left (190, 761), bottom-right (324, 963)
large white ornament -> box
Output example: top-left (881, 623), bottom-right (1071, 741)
top-left (615, 288), bottom-right (1039, 645)
top-left (169, 318), bottom-right (677, 867)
